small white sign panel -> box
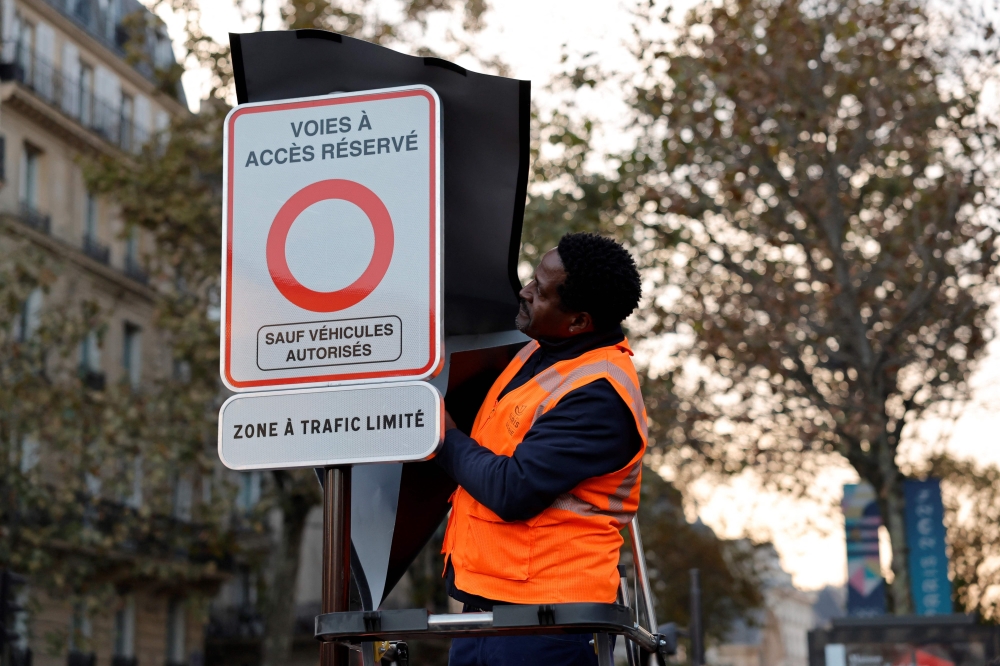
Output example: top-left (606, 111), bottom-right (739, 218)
top-left (218, 382), bottom-right (443, 470)
top-left (222, 86), bottom-right (442, 391)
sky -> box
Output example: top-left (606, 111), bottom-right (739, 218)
top-left (154, 0), bottom-right (1000, 594)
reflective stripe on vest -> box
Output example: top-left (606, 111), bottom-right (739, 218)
top-left (442, 338), bottom-right (648, 605)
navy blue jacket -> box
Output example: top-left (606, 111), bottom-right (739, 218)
top-left (435, 326), bottom-right (642, 608)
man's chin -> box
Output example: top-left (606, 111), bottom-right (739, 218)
top-left (515, 314), bottom-right (531, 335)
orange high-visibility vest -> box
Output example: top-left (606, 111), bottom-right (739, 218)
top-left (442, 338), bottom-right (648, 604)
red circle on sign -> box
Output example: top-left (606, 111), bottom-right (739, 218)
top-left (266, 179), bottom-right (394, 312)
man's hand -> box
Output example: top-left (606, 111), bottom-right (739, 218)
top-left (444, 410), bottom-right (458, 431)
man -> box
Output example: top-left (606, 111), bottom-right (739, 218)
top-left (435, 232), bottom-right (647, 666)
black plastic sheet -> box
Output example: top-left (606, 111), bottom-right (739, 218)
top-left (230, 29), bottom-right (530, 336)
top-left (230, 30), bottom-right (531, 605)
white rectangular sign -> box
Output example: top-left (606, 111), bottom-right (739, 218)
top-left (218, 382), bottom-right (443, 470)
top-left (222, 86), bottom-right (442, 392)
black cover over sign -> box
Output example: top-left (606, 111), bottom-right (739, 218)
top-left (230, 29), bottom-right (530, 336)
top-left (230, 30), bottom-right (532, 605)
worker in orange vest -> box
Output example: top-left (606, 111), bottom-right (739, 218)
top-left (435, 232), bottom-right (647, 666)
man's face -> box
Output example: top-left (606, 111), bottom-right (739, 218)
top-left (515, 249), bottom-right (593, 340)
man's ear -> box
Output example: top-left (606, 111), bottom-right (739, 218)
top-left (567, 311), bottom-right (594, 335)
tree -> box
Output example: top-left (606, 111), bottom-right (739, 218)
top-left (525, 0), bottom-right (1000, 613)
top-left (637, 470), bottom-right (763, 641)
top-left (0, 172), bottom-right (238, 658)
top-left (626, 0), bottom-right (998, 613)
top-left (87, 2), bottom-right (492, 663)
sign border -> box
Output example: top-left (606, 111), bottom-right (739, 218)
top-left (217, 382), bottom-right (444, 470)
top-left (221, 85), bottom-right (443, 392)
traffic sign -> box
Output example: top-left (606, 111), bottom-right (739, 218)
top-left (218, 382), bottom-right (443, 470)
top-left (221, 86), bottom-right (442, 391)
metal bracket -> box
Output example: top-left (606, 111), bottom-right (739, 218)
top-left (362, 611), bottom-right (382, 633)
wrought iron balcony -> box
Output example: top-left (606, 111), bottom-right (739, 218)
top-left (8, 647), bottom-right (31, 666)
top-left (79, 369), bottom-right (106, 391)
top-left (18, 202), bottom-right (51, 234)
top-left (0, 51), bottom-right (149, 152)
top-left (205, 604), bottom-right (265, 640)
top-left (82, 235), bottom-right (110, 264)
top-left (67, 652), bottom-right (96, 666)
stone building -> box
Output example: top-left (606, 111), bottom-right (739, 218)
top-left (0, 1), bottom-right (224, 665)
top-left (708, 545), bottom-right (817, 666)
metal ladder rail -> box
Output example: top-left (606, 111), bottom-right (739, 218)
top-left (324, 516), bottom-right (671, 665)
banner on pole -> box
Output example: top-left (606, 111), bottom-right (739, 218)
top-left (904, 478), bottom-right (953, 615)
top-left (843, 482), bottom-right (886, 617)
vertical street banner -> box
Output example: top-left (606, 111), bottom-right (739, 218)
top-left (904, 478), bottom-right (953, 615)
top-left (842, 483), bottom-right (887, 616)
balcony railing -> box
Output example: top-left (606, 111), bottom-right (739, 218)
top-left (18, 202), bottom-right (51, 234)
top-left (9, 647), bottom-right (31, 666)
top-left (67, 652), bottom-right (95, 666)
top-left (123, 256), bottom-right (149, 285)
top-left (205, 604), bottom-right (265, 640)
top-left (79, 369), bottom-right (106, 391)
top-left (4, 483), bottom-right (239, 569)
top-left (82, 235), bottom-right (111, 264)
top-left (0, 50), bottom-right (149, 152)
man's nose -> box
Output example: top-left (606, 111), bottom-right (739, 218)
top-left (518, 282), bottom-right (533, 301)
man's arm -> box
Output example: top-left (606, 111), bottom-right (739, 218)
top-left (434, 379), bottom-right (641, 522)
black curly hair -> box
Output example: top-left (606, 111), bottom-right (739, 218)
top-left (556, 233), bottom-right (642, 331)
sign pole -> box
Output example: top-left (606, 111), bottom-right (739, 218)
top-left (321, 466), bottom-right (352, 666)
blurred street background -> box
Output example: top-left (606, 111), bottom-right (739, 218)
top-left (2, 0), bottom-right (1000, 664)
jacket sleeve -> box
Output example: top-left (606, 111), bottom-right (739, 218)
top-left (434, 379), bottom-right (642, 522)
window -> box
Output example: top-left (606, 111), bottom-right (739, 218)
top-left (69, 602), bottom-right (92, 656)
top-left (79, 329), bottom-right (101, 374)
top-left (165, 599), bottom-right (186, 666)
top-left (79, 328), bottom-right (104, 390)
top-left (119, 94), bottom-right (133, 151)
top-left (19, 435), bottom-right (39, 473)
top-left (113, 595), bottom-right (136, 660)
top-left (172, 358), bottom-right (191, 383)
top-left (173, 475), bottom-right (193, 522)
top-left (103, 0), bottom-right (120, 42)
top-left (19, 144), bottom-right (40, 209)
top-left (237, 472), bottom-right (261, 512)
top-left (79, 64), bottom-right (94, 126)
top-left (15, 17), bottom-right (34, 84)
top-left (125, 226), bottom-right (139, 267)
top-left (127, 456), bottom-right (143, 510)
top-left (201, 472), bottom-right (212, 504)
top-left (235, 567), bottom-right (257, 607)
top-left (84, 469), bottom-right (101, 496)
top-left (84, 191), bottom-right (98, 242)
top-left (123, 323), bottom-right (141, 388)
top-left (16, 287), bottom-right (42, 342)
top-left (9, 581), bottom-right (28, 654)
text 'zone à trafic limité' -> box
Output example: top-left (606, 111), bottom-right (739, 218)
top-left (242, 110), bottom-right (422, 168)
top-left (232, 411), bottom-right (428, 440)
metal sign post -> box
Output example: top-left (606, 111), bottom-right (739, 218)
top-left (321, 467), bottom-right (351, 666)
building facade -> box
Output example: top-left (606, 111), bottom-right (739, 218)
top-left (0, 2), bottom-right (219, 665)
top-left (708, 545), bottom-right (817, 666)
